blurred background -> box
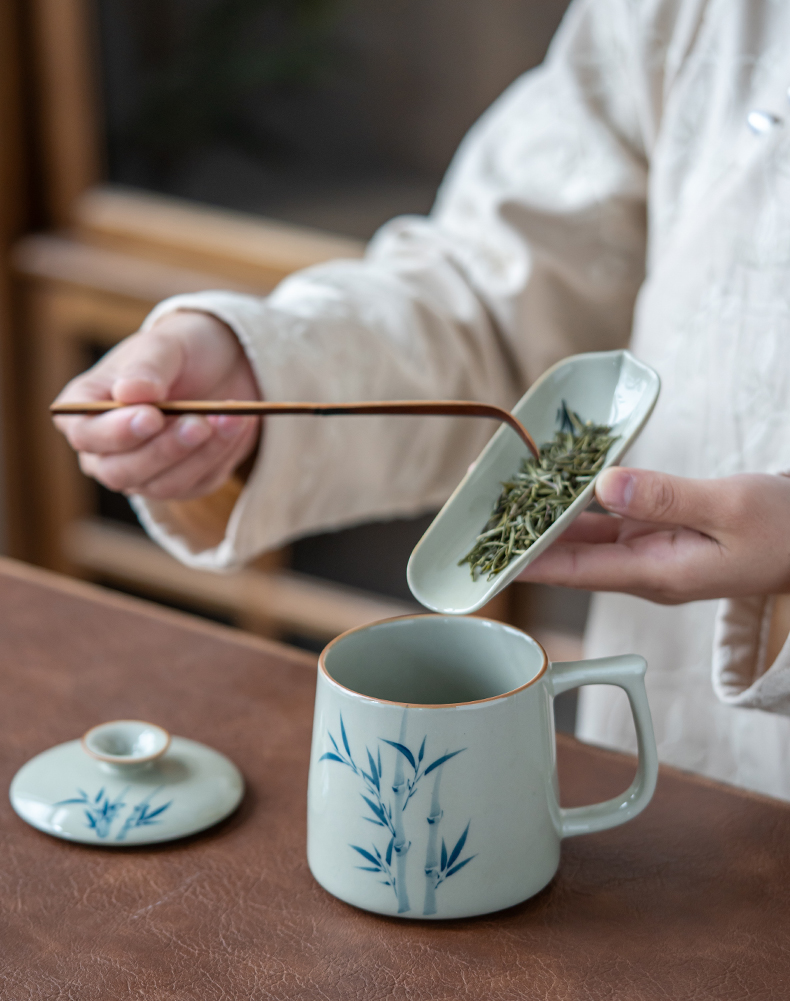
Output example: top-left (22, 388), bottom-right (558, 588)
top-left (98, 0), bottom-right (566, 238)
top-left (0, 0), bottom-right (585, 727)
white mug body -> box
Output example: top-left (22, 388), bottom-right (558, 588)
top-left (307, 616), bottom-right (657, 920)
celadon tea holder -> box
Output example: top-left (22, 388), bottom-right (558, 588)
top-left (307, 615), bottom-right (658, 920)
top-left (10, 720), bottom-right (244, 845)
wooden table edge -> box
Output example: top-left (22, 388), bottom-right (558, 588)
top-left (0, 555), bottom-right (316, 669)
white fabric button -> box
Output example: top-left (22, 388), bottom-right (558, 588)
top-left (747, 110), bottom-right (783, 133)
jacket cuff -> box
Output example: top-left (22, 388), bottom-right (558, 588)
top-left (712, 596), bottom-right (790, 715)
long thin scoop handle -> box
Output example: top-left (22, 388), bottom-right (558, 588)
top-left (50, 398), bottom-right (540, 458)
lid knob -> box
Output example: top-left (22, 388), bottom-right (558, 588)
top-left (82, 720), bottom-right (170, 770)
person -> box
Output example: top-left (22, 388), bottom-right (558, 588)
top-left (54, 0), bottom-right (790, 799)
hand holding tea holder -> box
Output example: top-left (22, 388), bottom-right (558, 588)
top-left (407, 349), bottom-right (661, 614)
top-left (307, 616), bottom-right (658, 920)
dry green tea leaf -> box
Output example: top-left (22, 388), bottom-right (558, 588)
top-left (460, 403), bottom-right (616, 581)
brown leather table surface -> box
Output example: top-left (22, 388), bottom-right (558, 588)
top-left (2, 557), bottom-right (789, 1000)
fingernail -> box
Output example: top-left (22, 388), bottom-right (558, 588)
top-left (176, 416), bottom-right (211, 447)
top-left (130, 408), bottom-right (162, 439)
top-left (596, 469), bottom-right (635, 513)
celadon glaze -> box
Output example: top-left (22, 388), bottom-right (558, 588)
top-left (307, 616), bottom-right (658, 920)
top-left (10, 723), bottom-right (244, 845)
top-left (407, 350), bottom-right (660, 615)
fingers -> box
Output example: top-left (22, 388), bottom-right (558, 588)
top-left (78, 415), bottom-right (215, 492)
top-left (515, 508), bottom-right (658, 590)
top-left (53, 329), bottom-right (187, 453)
top-left (58, 405), bottom-right (166, 454)
top-left (52, 311), bottom-right (263, 503)
top-left (519, 472), bottom-right (790, 604)
top-left (54, 330), bottom-right (185, 407)
top-left (554, 511), bottom-right (623, 544)
top-left (518, 527), bottom-right (725, 603)
top-left (78, 415), bottom-right (257, 497)
top-left (595, 467), bottom-right (724, 532)
top-left (107, 332), bottom-right (185, 404)
top-left (134, 417), bottom-right (258, 499)
top-left (109, 333), bottom-right (184, 404)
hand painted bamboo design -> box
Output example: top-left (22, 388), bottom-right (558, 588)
top-left (320, 713), bottom-right (476, 915)
top-left (423, 762), bottom-right (445, 915)
top-left (433, 824), bottom-right (475, 891)
top-left (390, 711), bottom-right (412, 913)
top-left (53, 785), bottom-right (172, 842)
top-left (320, 717), bottom-right (402, 901)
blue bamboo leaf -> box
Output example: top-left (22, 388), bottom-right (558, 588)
top-left (319, 752), bottom-right (345, 763)
top-left (367, 748), bottom-right (379, 787)
top-left (447, 823), bottom-right (470, 869)
top-left (55, 798), bottom-right (88, 805)
top-left (424, 749), bottom-right (466, 776)
top-left (418, 737), bottom-right (426, 763)
top-left (377, 747), bottom-right (382, 778)
top-left (328, 732), bottom-right (341, 755)
top-left (350, 844), bottom-right (380, 867)
top-left (77, 789), bottom-right (89, 799)
top-left (142, 802), bottom-right (171, 820)
top-left (445, 855), bottom-right (476, 878)
top-left (86, 812), bottom-right (97, 827)
top-left (386, 836), bottom-right (394, 866)
top-left (363, 817), bottom-right (385, 827)
top-left (360, 771), bottom-right (374, 786)
top-left (382, 739), bottom-right (416, 770)
top-left (340, 715), bottom-right (352, 758)
top-left (357, 866), bottom-right (382, 872)
top-left (95, 788), bottom-right (105, 802)
top-left (361, 795), bottom-right (387, 824)
top-left (440, 838), bottom-right (447, 873)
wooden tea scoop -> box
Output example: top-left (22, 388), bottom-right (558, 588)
top-left (50, 399), bottom-right (540, 459)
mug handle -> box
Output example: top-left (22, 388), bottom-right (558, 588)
top-left (548, 654), bottom-right (658, 838)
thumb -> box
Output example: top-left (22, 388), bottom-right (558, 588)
top-left (109, 333), bottom-right (185, 404)
top-left (595, 467), bottom-right (720, 530)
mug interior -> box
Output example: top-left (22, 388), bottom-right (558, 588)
top-left (321, 616), bottom-right (546, 705)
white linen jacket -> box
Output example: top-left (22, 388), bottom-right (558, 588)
top-left (135, 0), bottom-right (790, 799)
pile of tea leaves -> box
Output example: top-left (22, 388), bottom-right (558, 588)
top-left (460, 403), bottom-right (617, 581)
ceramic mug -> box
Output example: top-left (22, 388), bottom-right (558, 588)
top-left (307, 615), bottom-right (658, 920)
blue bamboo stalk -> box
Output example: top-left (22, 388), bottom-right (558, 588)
top-left (422, 761), bottom-right (445, 915)
top-left (391, 710), bottom-right (411, 913)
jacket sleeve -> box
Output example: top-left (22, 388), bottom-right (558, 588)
top-left (132, 0), bottom-right (649, 570)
